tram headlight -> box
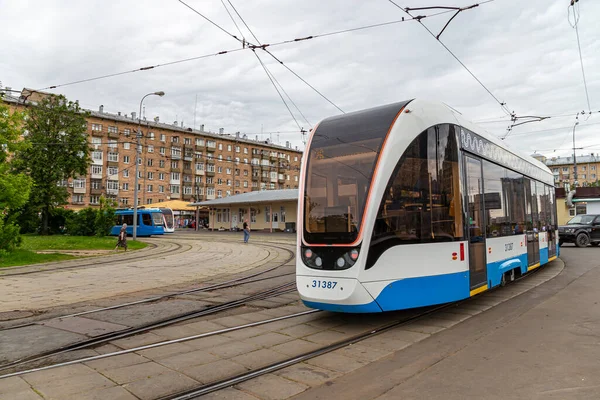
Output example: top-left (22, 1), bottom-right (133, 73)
top-left (315, 257), bottom-right (323, 267)
top-left (336, 257), bottom-right (345, 268)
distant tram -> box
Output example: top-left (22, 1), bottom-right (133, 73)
top-left (297, 99), bottom-right (558, 313)
top-left (111, 208), bottom-right (165, 237)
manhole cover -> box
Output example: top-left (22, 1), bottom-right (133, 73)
top-left (0, 310), bottom-right (34, 321)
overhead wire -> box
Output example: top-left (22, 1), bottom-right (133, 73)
top-left (387, 0), bottom-right (511, 117)
top-left (215, 0), bottom-right (305, 136)
top-left (568, 0), bottom-right (592, 115)
top-left (37, 9), bottom-right (456, 91)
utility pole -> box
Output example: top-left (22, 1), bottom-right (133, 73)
top-left (573, 121), bottom-right (579, 188)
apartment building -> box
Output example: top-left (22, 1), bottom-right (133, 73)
top-left (532, 153), bottom-right (600, 188)
top-left (3, 88), bottom-right (303, 209)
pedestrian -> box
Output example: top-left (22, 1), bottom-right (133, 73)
top-left (115, 223), bottom-right (128, 251)
top-left (243, 220), bottom-right (250, 243)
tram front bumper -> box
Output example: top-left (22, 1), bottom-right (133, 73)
top-left (296, 275), bottom-right (382, 313)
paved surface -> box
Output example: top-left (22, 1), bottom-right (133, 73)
top-left (289, 247), bottom-right (600, 400)
top-left (0, 245), bottom-right (567, 400)
top-left (0, 235), bottom-right (281, 313)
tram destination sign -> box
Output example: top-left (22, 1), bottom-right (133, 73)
top-left (460, 128), bottom-right (553, 185)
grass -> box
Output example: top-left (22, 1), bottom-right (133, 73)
top-left (21, 235), bottom-right (148, 251)
top-left (0, 249), bottom-right (76, 268)
top-left (0, 235), bottom-right (148, 268)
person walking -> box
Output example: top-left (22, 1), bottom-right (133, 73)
top-left (115, 223), bottom-right (128, 251)
top-left (243, 220), bottom-right (250, 243)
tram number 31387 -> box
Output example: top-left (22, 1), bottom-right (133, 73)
top-left (312, 280), bottom-right (337, 289)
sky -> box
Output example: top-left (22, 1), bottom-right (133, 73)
top-left (1, 0), bottom-right (599, 157)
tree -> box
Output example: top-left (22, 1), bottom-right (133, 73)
top-left (15, 95), bottom-right (90, 235)
top-left (0, 103), bottom-right (32, 252)
top-left (94, 195), bottom-right (117, 236)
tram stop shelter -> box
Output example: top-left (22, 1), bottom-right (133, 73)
top-left (189, 189), bottom-right (299, 232)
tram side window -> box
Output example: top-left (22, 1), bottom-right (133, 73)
top-left (482, 161), bottom-right (510, 237)
top-left (505, 170), bottom-right (526, 234)
top-left (372, 124), bottom-right (463, 244)
top-left (142, 214), bottom-right (152, 226)
top-left (548, 185), bottom-right (556, 229)
top-left (117, 214), bottom-right (134, 226)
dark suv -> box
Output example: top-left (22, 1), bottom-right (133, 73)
top-left (558, 214), bottom-right (600, 247)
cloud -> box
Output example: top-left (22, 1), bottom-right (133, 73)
top-left (1, 0), bottom-right (599, 156)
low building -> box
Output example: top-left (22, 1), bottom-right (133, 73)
top-left (190, 189), bottom-right (299, 232)
top-left (555, 187), bottom-right (600, 225)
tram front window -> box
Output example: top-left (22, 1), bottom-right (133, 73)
top-left (303, 103), bottom-right (408, 244)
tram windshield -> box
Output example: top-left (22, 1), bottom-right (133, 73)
top-left (152, 212), bottom-right (164, 227)
top-left (303, 101), bottom-right (409, 244)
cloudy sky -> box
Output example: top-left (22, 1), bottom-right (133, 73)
top-left (1, 0), bottom-right (599, 156)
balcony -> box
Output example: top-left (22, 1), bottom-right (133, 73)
top-left (182, 193), bottom-right (193, 201)
top-left (261, 152), bottom-right (270, 159)
top-left (108, 131), bottom-right (119, 139)
top-left (195, 169), bottom-right (205, 175)
top-left (106, 188), bottom-right (119, 196)
top-left (205, 170), bottom-right (215, 177)
top-left (278, 176), bottom-right (285, 183)
top-left (270, 154), bottom-right (278, 161)
top-left (90, 187), bottom-right (102, 195)
top-left (206, 193), bottom-right (216, 200)
top-left (171, 167), bottom-right (181, 173)
top-left (195, 145), bottom-right (205, 151)
top-left (184, 153), bottom-right (194, 162)
top-left (73, 186), bottom-right (86, 194)
top-left (171, 153), bottom-right (182, 160)
top-left (170, 192), bottom-right (181, 199)
top-left (91, 129), bottom-right (103, 137)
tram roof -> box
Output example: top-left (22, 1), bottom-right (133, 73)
top-left (189, 189), bottom-right (299, 207)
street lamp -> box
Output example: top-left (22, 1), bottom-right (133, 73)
top-left (133, 91), bottom-right (165, 240)
top-left (573, 120), bottom-right (579, 189)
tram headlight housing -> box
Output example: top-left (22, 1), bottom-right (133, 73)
top-left (300, 246), bottom-right (360, 270)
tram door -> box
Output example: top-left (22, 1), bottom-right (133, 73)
top-left (524, 179), bottom-right (540, 266)
top-left (465, 156), bottom-right (487, 289)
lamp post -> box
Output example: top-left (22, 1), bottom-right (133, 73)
top-left (573, 120), bottom-right (579, 189)
top-left (133, 91), bottom-right (165, 240)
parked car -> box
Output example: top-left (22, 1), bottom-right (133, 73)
top-left (558, 214), bottom-right (600, 247)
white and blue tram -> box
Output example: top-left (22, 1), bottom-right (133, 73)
top-left (296, 99), bottom-right (558, 313)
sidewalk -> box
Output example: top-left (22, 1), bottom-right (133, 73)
top-left (292, 248), bottom-right (600, 400)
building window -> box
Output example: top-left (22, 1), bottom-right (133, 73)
top-left (147, 172), bottom-right (154, 180)
top-left (227, 179), bottom-right (232, 186)
top-left (124, 142), bottom-right (130, 150)
top-left (226, 168), bottom-right (232, 175)
top-left (218, 143), bottom-right (223, 150)
top-left (91, 137), bottom-right (102, 146)
top-left (108, 166), bottom-right (118, 177)
top-left (123, 170), bottom-right (129, 178)
top-left (170, 185), bottom-right (180, 194)
top-left (217, 178), bottom-right (223, 185)
top-left (123, 155), bottom-right (130, 164)
top-left (72, 194), bottom-right (84, 203)
top-left (108, 140), bottom-right (117, 149)
top-left (147, 199), bottom-right (153, 204)
top-left (92, 151), bottom-right (102, 161)
top-left (91, 165), bottom-right (102, 175)
top-left (147, 159), bottom-right (153, 167)
top-left (171, 136), bottom-right (180, 143)
top-left (90, 195), bottom-right (100, 205)
top-left (265, 206), bottom-right (271, 222)
top-left (171, 161), bottom-right (179, 169)
top-left (294, 156), bottom-right (298, 162)
top-left (107, 180), bottom-right (119, 191)
top-left (207, 177), bottom-right (213, 184)
top-left (171, 172), bottom-right (180, 181)
top-left (217, 190), bottom-right (222, 197)
top-left (159, 185), bottom-right (165, 193)
top-left (122, 183), bottom-right (129, 191)
top-left (123, 129), bottom-right (131, 136)
top-left (160, 147), bottom-right (165, 155)
top-left (108, 126), bottom-right (118, 134)
top-left (73, 179), bottom-right (85, 189)
top-left (159, 160), bottom-right (165, 168)
top-left (581, 174), bottom-right (586, 179)
top-left (147, 145), bottom-right (154, 153)
top-left (148, 132), bottom-right (155, 140)
top-left (184, 186), bottom-right (193, 195)
top-left (108, 152), bottom-right (118, 162)
top-left (243, 181), bottom-right (248, 188)
top-left (195, 176), bottom-right (202, 184)
top-left (159, 173), bottom-right (165, 180)
top-left (147, 185), bottom-right (153, 192)
top-left (592, 166), bottom-right (596, 171)
top-left (227, 145), bottom-right (232, 151)
top-left (244, 147), bottom-right (248, 154)
top-left (121, 198), bottom-right (129, 205)
top-left (196, 138), bottom-right (204, 146)
top-left (218, 166), bottom-right (223, 173)
top-left (184, 138), bottom-right (191, 145)
top-left (92, 124), bottom-right (102, 131)
top-left (207, 187), bottom-right (215, 196)
top-left (562, 167), bottom-right (569, 172)
top-left (160, 133), bottom-right (166, 142)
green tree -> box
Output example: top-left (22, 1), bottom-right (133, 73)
top-left (94, 195), bottom-right (117, 236)
top-left (15, 94), bottom-right (91, 235)
top-left (0, 104), bottom-right (32, 252)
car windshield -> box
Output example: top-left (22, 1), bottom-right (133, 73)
top-left (567, 215), bottom-right (595, 225)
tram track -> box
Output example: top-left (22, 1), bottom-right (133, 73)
top-left (0, 281), bottom-right (297, 373)
top-left (0, 240), bottom-right (299, 372)
top-left (0, 240), bottom-right (295, 331)
top-left (0, 260), bottom-right (558, 397)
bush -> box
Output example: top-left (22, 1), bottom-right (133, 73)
top-left (0, 217), bottom-right (23, 253)
top-left (94, 197), bottom-right (116, 237)
top-left (66, 207), bottom-right (97, 236)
